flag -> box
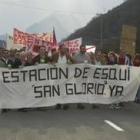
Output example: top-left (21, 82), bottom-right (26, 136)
top-left (53, 27), bottom-right (57, 46)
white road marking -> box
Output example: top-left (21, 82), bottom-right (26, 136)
top-left (104, 120), bottom-right (124, 132)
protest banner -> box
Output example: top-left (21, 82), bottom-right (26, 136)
top-left (26, 35), bottom-right (56, 56)
top-left (6, 34), bottom-right (14, 50)
top-left (14, 28), bottom-right (57, 52)
top-left (14, 28), bottom-right (28, 46)
top-left (0, 64), bottom-right (139, 109)
top-left (86, 45), bottom-right (96, 53)
top-left (6, 34), bottom-right (24, 50)
top-left (60, 38), bottom-right (82, 54)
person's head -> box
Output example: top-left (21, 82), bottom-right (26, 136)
top-left (51, 48), bottom-right (57, 56)
top-left (126, 54), bottom-right (132, 61)
top-left (89, 52), bottom-right (95, 60)
top-left (10, 49), bottom-right (16, 58)
top-left (19, 52), bottom-right (26, 62)
top-left (26, 51), bottom-right (32, 61)
top-left (95, 50), bottom-right (102, 61)
top-left (2, 49), bottom-right (9, 59)
top-left (15, 51), bottom-right (20, 59)
top-left (20, 47), bottom-right (26, 52)
top-left (102, 53), bottom-right (108, 63)
top-left (80, 45), bottom-right (86, 54)
top-left (59, 44), bottom-right (67, 55)
top-left (39, 46), bottom-right (46, 56)
top-left (134, 54), bottom-right (140, 62)
top-left (108, 52), bottom-right (116, 62)
top-left (119, 49), bottom-right (126, 58)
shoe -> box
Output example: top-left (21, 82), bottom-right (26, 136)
top-left (136, 100), bottom-right (140, 104)
top-left (2, 109), bottom-right (9, 113)
top-left (115, 104), bottom-right (120, 109)
top-left (119, 102), bottom-right (125, 107)
top-left (63, 105), bottom-right (69, 110)
top-left (18, 109), bottom-right (28, 112)
top-left (77, 104), bottom-right (85, 110)
top-left (92, 104), bottom-right (100, 109)
top-left (55, 104), bottom-right (61, 110)
top-left (109, 104), bottom-right (114, 109)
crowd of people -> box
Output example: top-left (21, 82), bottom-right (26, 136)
top-left (0, 44), bottom-right (140, 112)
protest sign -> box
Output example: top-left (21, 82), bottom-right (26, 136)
top-left (0, 64), bottom-right (139, 108)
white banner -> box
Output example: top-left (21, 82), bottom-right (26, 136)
top-left (0, 64), bottom-right (140, 109)
top-left (60, 38), bottom-right (82, 54)
top-left (86, 45), bottom-right (96, 53)
top-left (6, 34), bottom-right (14, 50)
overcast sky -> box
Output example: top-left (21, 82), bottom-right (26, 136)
top-left (0, 0), bottom-right (124, 35)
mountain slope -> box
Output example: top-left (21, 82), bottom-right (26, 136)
top-left (26, 13), bottom-right (89, 42)
top-left (65, 0), bottom-right (140, 53)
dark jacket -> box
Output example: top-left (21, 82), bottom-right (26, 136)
top-left (32, 55), bottom-right (52, 65)
top-left (1, 57), bottom-right (21, 68)
top-left (25, 61), bottom-right (34, 66)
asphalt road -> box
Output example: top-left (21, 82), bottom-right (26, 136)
top-left (0, 102), bottom-right (140, 140)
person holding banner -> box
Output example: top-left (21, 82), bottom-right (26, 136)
top-left (118, 49), bottom-right (130, 65)
top-left (9, 49), bottom-right (16, 61)
top-left (25, 51), bottom-right (34, 66)
top-left (73, 45), bottom-right (91, 109)
top-left (52, 44), bottom-right (74, 110)
top-left (107, 52), bottom-right (118, 65)
top-left (0, 57), bottom-right (5, 114)
top-left (74, 45), bottom-right (90, 64)
top-left (9, 49), bottom-right (21, 68)
top-left (51, 48), bottom-right (57, 57)
top-left (0, 49), bottom-right (12, 113)
top-left (93, 50), bottom-right (105, 65)
top-left (133, 54), bottom-right (140, 67)
top-left (1, 49), bottom-right (21, 69)
top-left (32, 45), bottom-right (52, 111)
top-left (90, 50), bottom-right (105, 109)
top-left (89, 52), bottom-right (96, 64)
top-left (118, 49), bottom-right (130, 107)
top-left (32, 45), bottom-right (52, 65)
top-left (126, 54), bottom-right (133, 66)
top-left (107, 52), bottom-right (120, 109)
top-left (0, 57), bottom-right (4, 67)
top-left (133, 54), bottom-right (140, 103)
top-left (0, 49), bottom-right (13, 69)
top-left (18, 52), bottom-right (27, 68)
top-left (52, 44), bottom-right (74, 64)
